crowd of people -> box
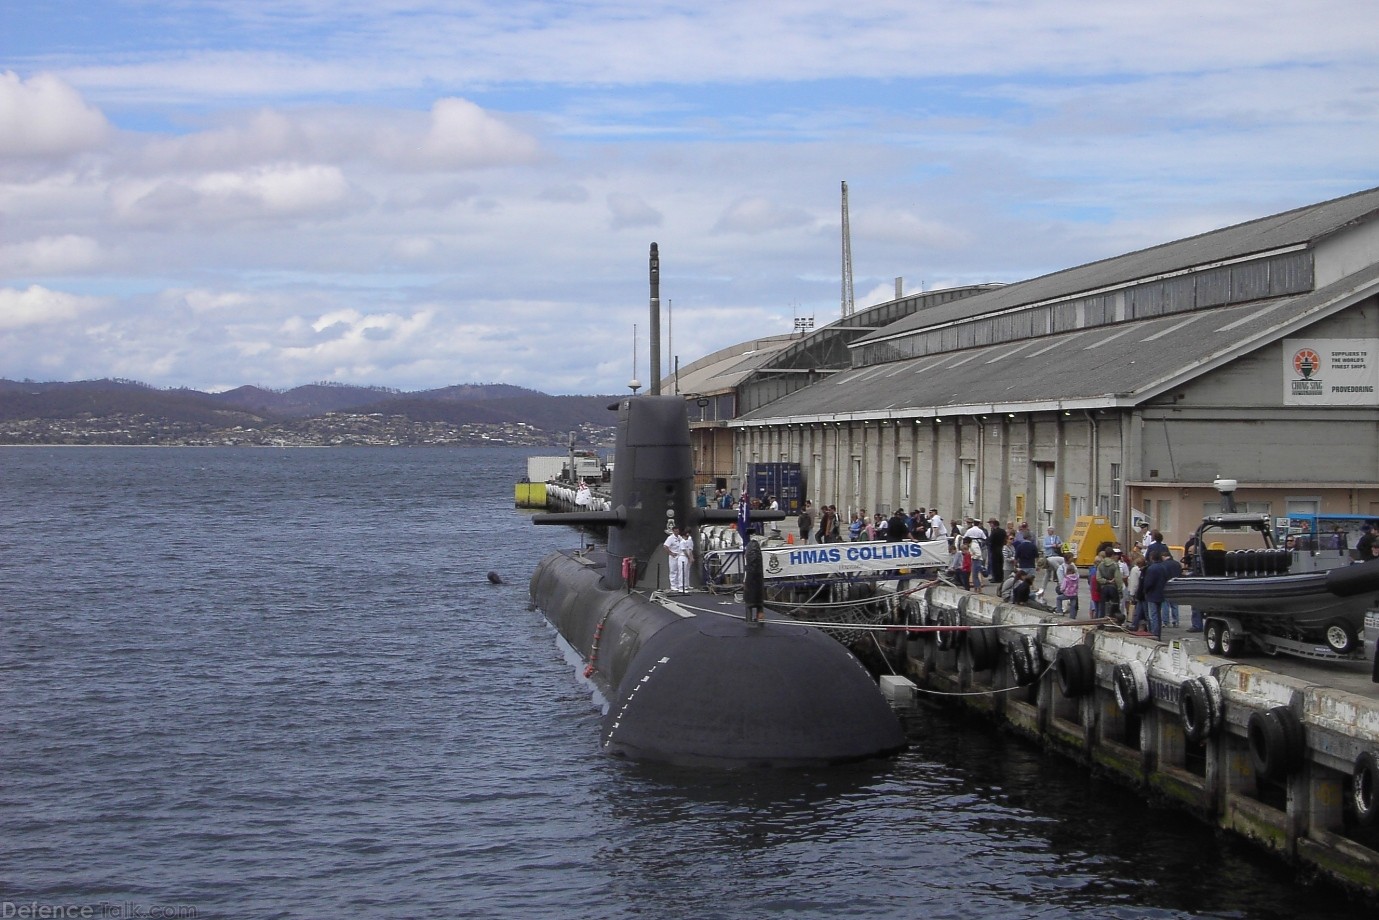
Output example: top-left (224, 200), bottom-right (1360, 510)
top-left (785, 499), bottom-right (1200, 630)
top-left (707, 487), bottom-right (1378, 645)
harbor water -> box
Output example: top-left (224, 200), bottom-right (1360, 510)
top-left (1, 446), bottom-right (1372, 919)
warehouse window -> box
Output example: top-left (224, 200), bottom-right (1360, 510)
top-left (1036, 463), bottom-right (1056, 522)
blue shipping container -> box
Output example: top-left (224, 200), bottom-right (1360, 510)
top-left (747, 462), bottom-right (804, 515)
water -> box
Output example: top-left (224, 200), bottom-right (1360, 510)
top-left (1, 447), bottom-right (1371, 920)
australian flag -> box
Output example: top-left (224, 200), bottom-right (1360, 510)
top-left (736, 482), bottom-right (751, 543)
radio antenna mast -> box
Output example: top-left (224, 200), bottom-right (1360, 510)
top-left (841, 180), bottom-right (855, 318)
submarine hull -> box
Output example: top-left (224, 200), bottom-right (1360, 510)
top-left (531, 547), bottom-right (907, 768)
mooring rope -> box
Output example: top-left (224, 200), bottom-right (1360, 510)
top-left (904, 660), bottom-right (1060, 698)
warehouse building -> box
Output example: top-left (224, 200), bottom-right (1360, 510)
top-left (724, 186), bottom-right (1379, 549)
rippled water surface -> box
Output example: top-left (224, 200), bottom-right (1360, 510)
top-left (1, 447), bottom-right (1372, 919)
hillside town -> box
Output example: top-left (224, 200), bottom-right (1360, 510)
top-left (0, 411), bottom-right (614, 448)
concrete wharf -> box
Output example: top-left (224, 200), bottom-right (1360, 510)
top-left (898, 581), bottom-right (1379, 902)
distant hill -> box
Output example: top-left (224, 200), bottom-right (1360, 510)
top-left (0, 378), bottom-right (269, 427)
top-left (210, 382), bottom-right (407, 418)
top-left (0, 378), bottom-right (620, 446)
top-left (205, 381), bottom-right (559, 418)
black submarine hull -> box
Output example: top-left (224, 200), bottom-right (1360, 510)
top-left (532, 548), bottom-right (906, 768)
top-left (531, 394), bottom-right (906, 767)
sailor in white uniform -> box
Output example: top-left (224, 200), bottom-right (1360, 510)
top-left (663, 526), bottom-right (694, 592)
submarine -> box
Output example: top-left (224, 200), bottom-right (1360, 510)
top-left (530, 394), bottom-right (907, 768)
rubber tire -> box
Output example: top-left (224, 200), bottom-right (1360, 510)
top-left (1323, 618), bottom-right (1358, 655)
top-left (1353, 751), bottom-right (1379, 827)
top-left (1009, 635), bottom-right (1042, 687)
top-left (1180, 677), bottom-right (1219, 745)
top-left (1248, 707), bottom-right (1305, 782)
top-left (935, 607), bottom-right (961, 652)
top-left (1219, 623), bottom-right (1240, 657)
top-left (966, 626), bottom-right (1000, 672)
top-left (1055, 644), bottom-right (1095, 698)
top-left (1204, 620), bottom-right (1224, 656)
top-left (1113, 660), bottom-right (1150, 714)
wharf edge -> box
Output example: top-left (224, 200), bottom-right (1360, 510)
top-left (897, 583), bottom-right (1379, 901)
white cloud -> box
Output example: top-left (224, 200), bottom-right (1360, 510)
top-left (714, 197), bottom-right (811, 234)
top-left (389, 236), bottom-right (437, 262)
top-left (166, 288), bottom-right (259, 315)
top-left (195, 163), bottom-right (350, 212)
top-left (110, 163), bottom-right (355, 224)
top-left (855, 208), bottom-right (969, 251)
top-left (0, 236), bottom-right (106, 274)
top-left (607, 193), bottom-right (662, 230)
top-left (417, 98), bottom-right (541, 169)
top-left (0, 285), bottom-right (106, 330)
top-left (275, 308), bottom-right (439, 369)
top-left (0, 71), bottom-right (110, 156)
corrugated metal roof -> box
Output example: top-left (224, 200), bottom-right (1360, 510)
top-left (666, 334), bottom-right (797, 396)
top-left (854, 185), bottom-right (1379, 347)
top-left (736, 261), bottom-right (1379, 424)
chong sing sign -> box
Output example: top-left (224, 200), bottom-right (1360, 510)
top-left (1284, 338), bottom-right (1379, 406)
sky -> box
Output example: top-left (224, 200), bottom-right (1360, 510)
top-left (2, 1), bottom-right (1378, 395)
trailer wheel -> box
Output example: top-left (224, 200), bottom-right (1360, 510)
top-left (1323, 618), bottom-right (1357, 654)
top-left (1353, 751), bottom-right (1379, 826)
top-left (1204, 620), bottom-right (1223, 656)
top-left (1219, 623), bottom-right (1240, 657)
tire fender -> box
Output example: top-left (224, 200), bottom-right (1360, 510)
top-left (1248, 706), bottom-right (1305, 782)
top-left (1353, 751), bottom-right (1379, 826)
top-left (936, 596), bottom-right (967, 652)
top-left (1008, 634), bottom-right (1043, 687)
top-left (1055, 643), bottom-right (1096, 698)
top-left (1180, 675), bottom-right (1222, 744)
top-left (1113, 660), bottom-right (1150, 714)
top-left (912, 589), bottom-right (935, 647)
top-left (965, 624), bottom-right (1000, 672)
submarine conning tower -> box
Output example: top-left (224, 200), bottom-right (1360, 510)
top-left (603, 395), bottom-right (696, 589)
top-left (532, 395), bottom-right (745, 591)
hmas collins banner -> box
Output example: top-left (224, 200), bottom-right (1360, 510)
top-left (761, 540), bottom-right (950, 579)
top-left (1283, 338), bottom-right (1379, 406)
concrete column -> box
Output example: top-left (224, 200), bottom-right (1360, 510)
top-left (1307, 771), bottom-right (1347, 836)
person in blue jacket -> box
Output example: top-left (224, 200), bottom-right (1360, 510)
top-left (1140, 550), bottom-right (1170, 640)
